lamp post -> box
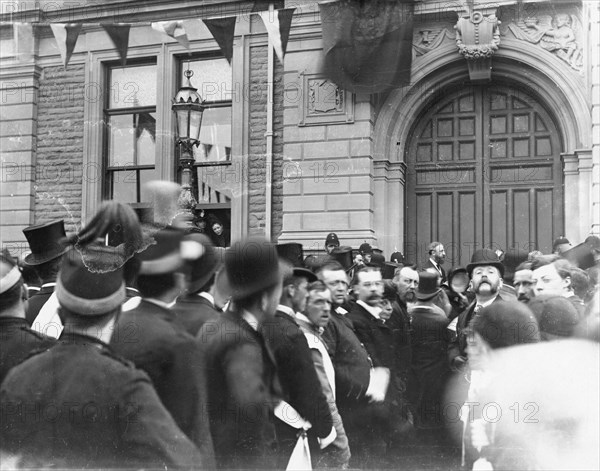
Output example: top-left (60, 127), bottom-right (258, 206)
top-left (172, 68), bottom-right (205, 213)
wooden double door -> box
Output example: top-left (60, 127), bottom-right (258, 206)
top-left (406, 85), bottom-right (563, 268)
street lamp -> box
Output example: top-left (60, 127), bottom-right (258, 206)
top-left (172, 68), bottom-right (205, 212)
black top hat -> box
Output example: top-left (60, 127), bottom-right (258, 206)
top-left (181, 233), bottom-right (222, 294)
top-left (56, 246), bottom-right (125, 316)
top-left (382, 262), bottom-right (400, 280)
top-left (276, 243), bottom-right (304, 267)
top-left (223, 236), bottom-right (282, 300)
top-left (23, 220), bottom-right (69, 266)
top-left (562, 243), bottom-right (596, 270)
top-left (325, 233), bottom-right (340, 247)
top-left (329, 246), bottom-right (353, 271)
top-left (416, 271), bottom-right (441, 300)
top-left (466, 248), bottom-right (505, 277)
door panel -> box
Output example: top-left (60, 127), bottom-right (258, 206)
top-left (406, 85), bottom-right (562, 268)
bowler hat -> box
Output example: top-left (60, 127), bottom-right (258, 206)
top-left (23, 220), bottom-right (69, 266)
top-left (277, 243), bottom-right (316, 282)
top-left (325, 233), bottom-right (340, 247)
top-left (416, 271), bottom-right (441, 300)
top-left (56, 246), bottom-right (125, 316)
top-left (466, 248), bottom-right (505, 277)
top-left (562, 243), bottom-right (596, 270)
top-left (181, 233), bottom-right (222, 294)
top-left (368, 252), bottom-right (385, 269)
top-left (136, 227), bottom-right (185, 276)
top-left (223, 236), bottom-right (282, 300)
top-left (329, 246), bottom-right (353, 271)
top-left (527, 294), bottom-right (579, 338)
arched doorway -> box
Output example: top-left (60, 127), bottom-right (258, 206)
top-left (405, 84), bottom-right (563, 268)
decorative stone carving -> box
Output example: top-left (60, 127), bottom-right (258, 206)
top-left (413, 27), bottom-right (456, 56)
top-left (298, 72), bottom-right (354, 127)
top-left (507, 12), bottom-right (583, 72)
top-left (455, 10), bottom-right (501, 81)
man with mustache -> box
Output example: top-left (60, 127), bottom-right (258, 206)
top-left (448, 249), bottom-right (506, 374)
top-left (513, 261), bottom-right (536, 303)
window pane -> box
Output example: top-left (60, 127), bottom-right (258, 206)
top-left (111, 170), bottom-right (137, 202)
top-left (139, 168), bottom-right (159, 201)
top-left (108, 113), bottom-right (156, 167)
top-left (109, 64), bottom-right (156, 108)
top-left (183, 58), bottom-right (232, 102)
top-left (196, 166), bottom-right (233, 204)
top-left (192, 107), bottom-right (232, 163)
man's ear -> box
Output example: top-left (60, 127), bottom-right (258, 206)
top-left (563, 275), bottom-right (572, 290)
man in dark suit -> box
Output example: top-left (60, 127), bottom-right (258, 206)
top-left (0, 245), bottom-right (204, 469)
top-left (197, 236), bottom-right (283, 469)
top-left (21, 220), bottom-right (69, 325)
top-left (0, 250), bottom-right (55, 384)
top-left (173, 233), bottom-right (223, 335)
top-left (110, 228), bottom-right (214, 465)
top-left (262, 260), bottom-right (335, 467)
top-left (424, 241), bottom-right (447, 284)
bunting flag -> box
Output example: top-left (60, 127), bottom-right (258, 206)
top-left (319, 0), bottom-right (415, 95)
top-left (257, 7), bottom-right (295, 63)
top-left (13, 23), bottom-right (34, 62)
top-left (202, 16), bottom-right (237, 64)
top-left (151, 20), bottom-right (190, 49)
top-left (102, 24), bottom-right (130, 66)
top-left (49, 24), bottom-right (82, 69)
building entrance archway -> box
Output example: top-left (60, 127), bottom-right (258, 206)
top-left (405, 84), bottom-right (563, 268)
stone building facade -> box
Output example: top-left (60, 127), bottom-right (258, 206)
top-left (1, 0), bottom-right (598, 268)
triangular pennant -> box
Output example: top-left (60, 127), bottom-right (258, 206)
top-left (258, 9), bottom-right (283, 62)
top-left (277, 8), bottom-right (295, 59)
top-left (151, 20), bottom-right (189, 49)
top-left (202, 17), bottom-right (236, 64)
top-left (102, 24), bottom-right (130, 66)
top-left (50, 23), bottom-right (81, 69)
top-left (13, 23), bottom-right (34, 62)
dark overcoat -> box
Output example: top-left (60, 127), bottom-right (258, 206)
top-left (172, 294), bottom-right (220, 336)
top-left (0, 333), bottom-right (203, 469)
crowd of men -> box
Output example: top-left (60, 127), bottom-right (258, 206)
top-left (1, 182), bottom-right (599, 470)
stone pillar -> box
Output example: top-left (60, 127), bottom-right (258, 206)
top-left (374, 160), bottom-right (406, 256)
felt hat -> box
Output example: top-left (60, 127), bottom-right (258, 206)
top-left (584, 235), bottom-right (600, 252)
top-left (181, 233), bottom-right (222, 294)
top-left (552, 236), bottom-right (571, 253)
top-left (56, 246), bottom-right (126, 316)
top-left (416, 271), bottom-right (441, 300)
top-left (276, 243), bottom-right (317, 282)
top-left (467, 248), bottom-right (505, 278)
top-left (502, 247), bottom-right (529, 283)
top-left (471, 301), bottom-right (540, 349)
top-left (22, 220), bottom-right (69, 266)
top-left (368, 252), bottom-right (386, 269)
top-left (527, 294), bottom-right (579, 338)
top-left (136, 227), bottom-right (185, 276)
top-left (325, 233), bottom-right (340, 247)
top-left (223, 236), bottom-right (282, 300)
top-left (562, 243), bottom-right (596, 270)
top-left (329, 246), bottom-right (354, 271)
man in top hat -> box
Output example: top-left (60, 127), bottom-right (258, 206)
top-left (172, 233), bottom-right (223, 336)
top-left (0, 250), bottom-right (55, 384)
top-left (424, 241), bottom-right (447, 284)
top-left (325, 233), bottom-right (340, 255)
top-left (448, 248), bottom-right (506, 374)
top-left (22, 220), bottom-right (69, 325)
top-left (408, 271), bottom-right (451, 434)
top-left (197, 236), bottom-right (283, 469)
top-left (262, 244), bottom-right (335, 467)
top-left (110, 228), bottom-right (214, 464)
top-left (531, 254), bottom-right (585, 318)
top-left (0, 245), bottom-right (204, 468)
top-left (346, 266), bottom-right (406, 466)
